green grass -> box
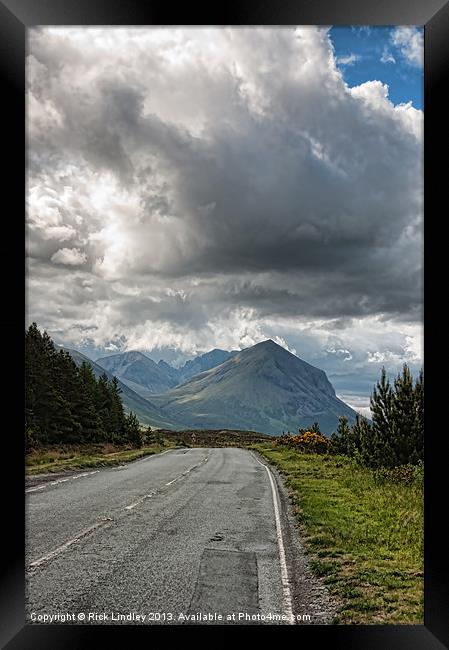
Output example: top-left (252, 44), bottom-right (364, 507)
top-left (252, 444), bottom-right (423, 625)
top-left (25, 442), bottom-right (176, 475)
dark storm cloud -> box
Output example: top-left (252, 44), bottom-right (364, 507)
top-left (26, 27), bottom-right (423, 385)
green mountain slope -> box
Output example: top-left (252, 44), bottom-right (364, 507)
top-left (150, 340), bottom-right (357, 435)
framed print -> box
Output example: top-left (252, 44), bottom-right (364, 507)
top-left (1, 0), bottom-right (447, 647)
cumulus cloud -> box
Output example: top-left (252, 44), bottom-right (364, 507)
top-left (26, 27), bottom-right (423, 397)
top-left (391, 27), bottom-right (423, 67)
top-left (51, 247), bottom-right (87, 266)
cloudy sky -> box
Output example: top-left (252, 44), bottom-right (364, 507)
top-left (26, 26), bottom-right (423, 415)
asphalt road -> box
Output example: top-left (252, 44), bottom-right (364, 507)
top-left (26, 448), bottom-right (299, 625)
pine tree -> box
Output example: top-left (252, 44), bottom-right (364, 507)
top-left (353, 414), bottom-right (375, 466)
top-left (370, 367), bottom-right (395, 467)
top-left (53, 350), bottom-right (82, 443)
top-left (25, 323), bottom-right (65, 445)
top-left (391, 364), bottom-right (416, 465)
top-left (78, 361), bottom-right (103, 442)
top-left (412, 369), bottom-right (424, 464)
top-left (25, 324), bottom-right (132, 449)
top-left (125, 412), bottom-right (143, 448)
top-left (109, 376), bottom-right (127, 443)
top-left (95, 373), bottom-right (113, 440)
top-left (330, 416), bottom-right (351, 455)
top-left (25, 323), bottom-right (43, 444)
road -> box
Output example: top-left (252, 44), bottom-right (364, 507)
top-left (26, 448), bottom-right (305, 625)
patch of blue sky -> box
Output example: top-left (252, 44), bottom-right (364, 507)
top-left (329, 26), bottom-right (423, 109)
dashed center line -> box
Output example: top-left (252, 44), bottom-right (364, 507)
top-left (127, 454), bottom-right (209, 508)
top-left (165, 476), bottom-right (180, 486)
top-left (28, 518), bottom-right (113, 570)
top-left (28, 452), bottom-right (211, 570)
top-left (125, 490), bottom-right (157, 510)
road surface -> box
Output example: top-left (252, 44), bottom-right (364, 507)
top-left (26, 448), bottom-right (320, 625)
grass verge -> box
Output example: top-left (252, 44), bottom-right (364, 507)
top-left (25, 442), bottom-right (175, 475)
top-left (252, 444), bottom-right (423, 624)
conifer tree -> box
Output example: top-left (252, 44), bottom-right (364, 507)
top-left (78, 361), bottom-right (103, 442)
top-left (125, 412), bottom-right (143, 447)
top-left (330, 416), bottom-right (351, 454)
top-left (391, 364), bottom-right (416, 465)
top-left (412, 369), bottom-right (424, 464)
top-left (369, 367), bottom-right (395, 467)
top-left (25, 324), bottom-right (135, 448)
top-left (109, 376), bottom-right (127, 442)
top-left (96, 373), bottom-right (113, 439)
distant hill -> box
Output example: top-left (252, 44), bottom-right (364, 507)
top-left (95, 351), bottom-right (178, 398)
top-left (63, 348), bottom-right (178, 429)
top-left (150, 340), bottom-right (357, 435)
top-left (95, 348), bottom-right (238, 396)
top-left (177, 349), bottom-right (238, 383)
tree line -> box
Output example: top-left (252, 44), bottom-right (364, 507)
top-left (331, 364), bottom-right (423, 468)
top-left (25, 323), bottom-right (142, 450)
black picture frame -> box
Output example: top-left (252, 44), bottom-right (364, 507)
top-left (1, 0), bottom-right (447, 647)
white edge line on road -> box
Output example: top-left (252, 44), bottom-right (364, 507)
top-left (26, 449), bottom-right (176, 493)
top-left (252, 453), bottom-right (295, 625)
top-left (28, 518), bottom-right (112, 570)
top-left (26, 470), bottom-right (100, 493)
top-left (138, 448), bottom-right (173, 462)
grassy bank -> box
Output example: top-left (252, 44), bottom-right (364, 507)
top-left (25, 442), bottom-right (174, 475)
top-left (253, 444), bottom-right (423, 624)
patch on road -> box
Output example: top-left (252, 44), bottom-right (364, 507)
top-left (187, 549), bottom-right (259, 623)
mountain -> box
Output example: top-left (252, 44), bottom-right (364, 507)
top-left (95, 351), bottom-right (178, 398)
top-left (95, 348), bottom-right (238, 396)
top-left (157, 359), bottom-right (181, 383)
top-left (177, 349), bottom-right (238, 383)
top-left (63, 348), bottom-right (178, 429)
top-left (150, 339), bottom-right (357, 435)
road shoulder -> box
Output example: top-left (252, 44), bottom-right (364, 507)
top-left (251, 449), bottom-right (337, 624)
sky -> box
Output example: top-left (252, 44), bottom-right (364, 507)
top-left (26, 26), bottom-right (424, 416)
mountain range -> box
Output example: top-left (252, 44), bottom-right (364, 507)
top-left (95, 348), bottom-right (238, 398)
top-left (65, 340), bottom-right (357, 435)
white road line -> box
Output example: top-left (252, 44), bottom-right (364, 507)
top-left (28, 518), bottom-right (112, 570)
top-left (26, 470), bottom-right (99, 493)
top-left (165, 454), bottom-right (208, 486)
top-left (165, 476), bottom-right (180, 486)
top-left (252, 453), bottom-right (295, 625)
top-left (125, 490), bottom-right (157, 510)
top-left (27, 449), bottom-right (175, 493)
top-left (125, 454), bottom-right (210, 510)
top-left (138, 449), bottom-right (174, 462)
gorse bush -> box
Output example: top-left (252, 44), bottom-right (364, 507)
top-left (25, 323), bottom-right (143, 451)
top-left (276, 427), bottom-right (330, 454)
top-left (330, 365), bottom-right (423, 469)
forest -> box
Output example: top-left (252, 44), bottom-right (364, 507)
top-left (25, 323), bottom-right (142, 451)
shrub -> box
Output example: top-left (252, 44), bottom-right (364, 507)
top-left (275, 430), bottom-right (330, 454)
